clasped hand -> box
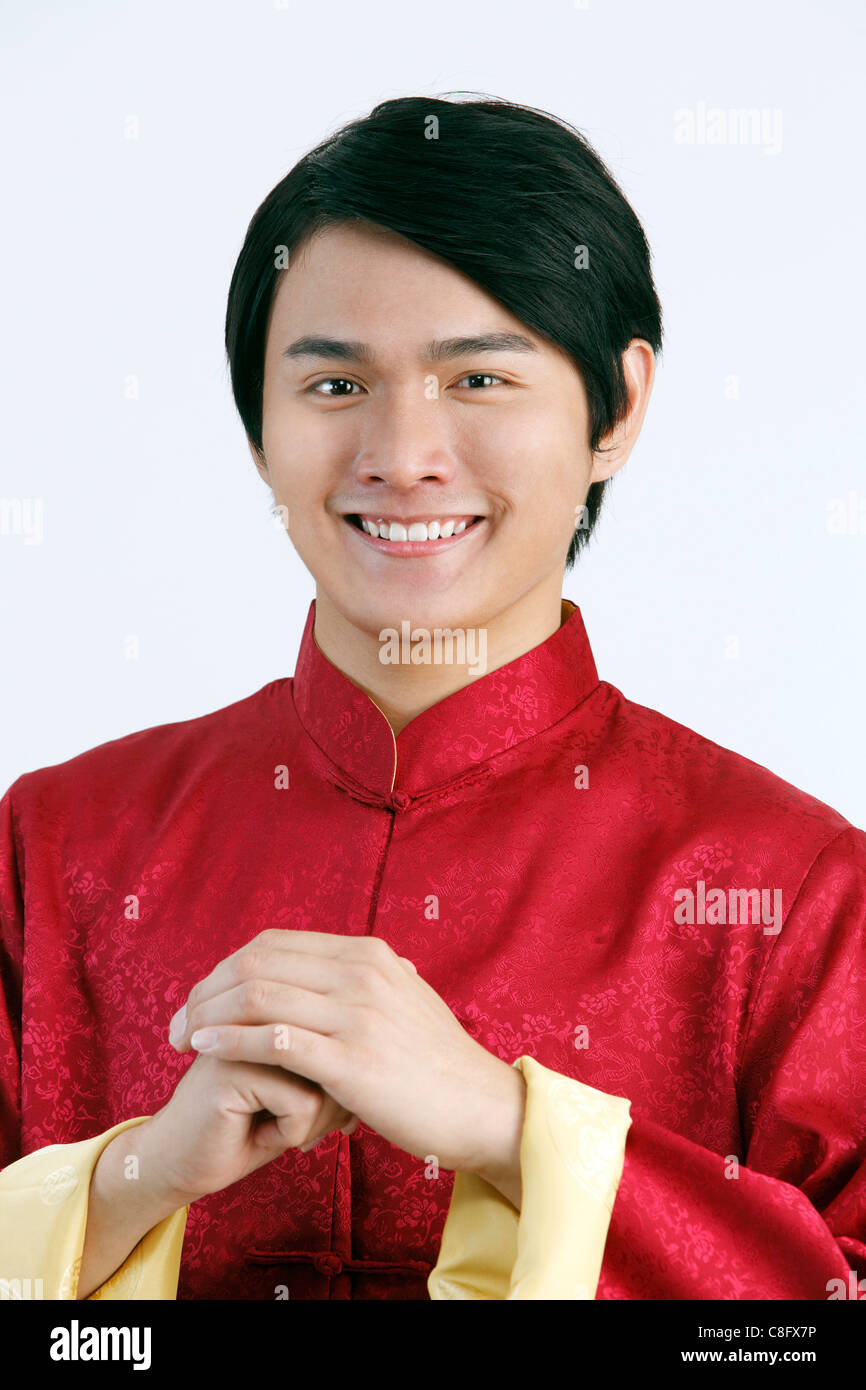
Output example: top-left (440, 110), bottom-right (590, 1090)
top-left (168, 929), bottom-right (525, 1185)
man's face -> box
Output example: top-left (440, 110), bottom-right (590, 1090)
top-left (255, 220), bottom-right (599, 635)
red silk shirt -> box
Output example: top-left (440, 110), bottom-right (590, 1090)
top-left (1, 598), bottom-right (865, 1299)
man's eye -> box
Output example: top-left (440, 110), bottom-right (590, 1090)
top-left (309, 378), bottom-right (363, 397)
top-left (454, 373), bottom-right (505, 389)
top-left (308, 374), bottom-right (505, 396)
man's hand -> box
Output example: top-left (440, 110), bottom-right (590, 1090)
top-left (134, 1054), bottom-right (358, 1208)
top-left (168, 930), bottom-right (526, 1190)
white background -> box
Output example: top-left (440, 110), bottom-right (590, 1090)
top-left (1, 0), bottom-right (863, 822)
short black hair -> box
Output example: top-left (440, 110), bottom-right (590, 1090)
top-left (225, 93), bottom-right (663, 570)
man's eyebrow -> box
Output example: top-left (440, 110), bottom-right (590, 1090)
top-left (282, 333), bottom-right (539, 363)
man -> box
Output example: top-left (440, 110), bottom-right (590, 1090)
top-left (1, 96), bottom-right (864, 1301)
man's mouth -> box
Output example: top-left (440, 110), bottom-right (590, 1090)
top-left (342, 513), bottom-right (486, 554)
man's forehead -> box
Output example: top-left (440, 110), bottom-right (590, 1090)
top-left (266, 225), bottom-right (556, 362)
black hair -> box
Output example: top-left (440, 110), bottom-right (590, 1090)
top-left (225, 93), bottom-right (663, 570)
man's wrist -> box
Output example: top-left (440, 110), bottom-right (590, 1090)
top-left (469, 1062), bottom-right (526, 1210)
top-left (91, 1123), bottom-right (190, 1227)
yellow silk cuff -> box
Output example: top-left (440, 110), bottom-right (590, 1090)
top-left (0, 1117), bottom-right (188, 1300)
top-left (428, 1054), bottom-right (632, 1300)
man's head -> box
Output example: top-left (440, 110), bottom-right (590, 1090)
top-left (225, 95), bottom-right (662, 635)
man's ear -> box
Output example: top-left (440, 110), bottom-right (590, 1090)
top-left (589, 339), bottom-right (655, 485)
top-left (247, 438), bottom-right (270, 485)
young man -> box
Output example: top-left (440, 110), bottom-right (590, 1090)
top-left (1, 96), bottom-right (864, 1302)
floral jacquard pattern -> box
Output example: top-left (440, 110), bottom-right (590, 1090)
top-left (1, 598), bottom-right (865, 1299)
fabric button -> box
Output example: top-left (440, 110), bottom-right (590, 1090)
top-left (391, 791), bottom-right (411, 811)
top-left (312, 1252), bottom-right (343, 1276)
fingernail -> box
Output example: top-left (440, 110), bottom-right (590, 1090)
top-left (190, 1028), bottom-right (219, 1052)
top-left (168, 1005), bottom-right (187, 1046)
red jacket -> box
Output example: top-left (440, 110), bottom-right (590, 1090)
top-left (1, 598), bottom-right (864, 1298)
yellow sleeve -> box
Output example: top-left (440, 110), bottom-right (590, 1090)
top-left (428, 1054), bottom-right (632, 1300)
top-left (0, 1117), bottom-right (188, 1300)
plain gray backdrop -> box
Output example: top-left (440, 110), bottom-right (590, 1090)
top-left (1, 0), bottom-right (864, 822)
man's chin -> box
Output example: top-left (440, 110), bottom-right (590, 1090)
top-left (317, 582), bottom-right (491, 643)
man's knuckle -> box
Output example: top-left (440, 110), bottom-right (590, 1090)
top-left (352, 966), bottom-right (380, 1002)
top-left (298, 1090), bottom-right (321, 1121)
top-left (354, 1004), bottom-right (381, 1044)
top-left (311, 1040), bottom-right (341, 1093)
top-left (236, 946), bottom-right (264, 980)
top-left (239, 978), bottom-right (268, 1013)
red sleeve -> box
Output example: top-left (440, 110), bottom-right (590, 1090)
top-left (600, 825), bottom-right (866, 1299)
top-left (0, 784), bottom-right (24, 1170)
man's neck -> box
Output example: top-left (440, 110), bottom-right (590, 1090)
top-left (311, 583), bottom-right (568, 736)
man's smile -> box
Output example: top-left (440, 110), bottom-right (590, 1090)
top-left (341, 512), bottom-right (487, 557)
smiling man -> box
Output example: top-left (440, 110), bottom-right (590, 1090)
top-left (1, 95), bottom-right (865, 1304)
top-left (251, 217), bottom-right (652, 730)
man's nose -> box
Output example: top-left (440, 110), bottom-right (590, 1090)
top-left (353, 393), bottom-right (459, 488)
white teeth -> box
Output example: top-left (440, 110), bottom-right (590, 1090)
top-left (358, 516), bottom-right (476, 542)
